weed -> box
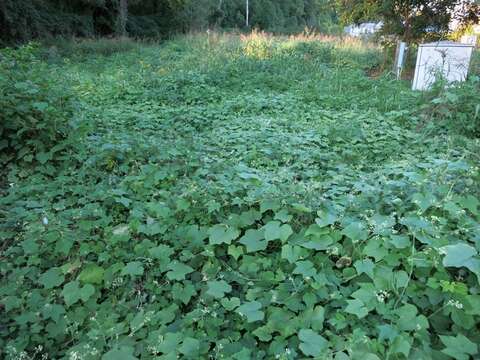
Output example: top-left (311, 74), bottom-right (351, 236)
top-left (1, 33), bottom-right (479, 359)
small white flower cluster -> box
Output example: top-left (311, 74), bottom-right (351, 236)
top-left (69, 352), bottom-right (81, 360)
top-left (201, 306), bottom-right (211, 315)
top-left (327, 246), bottom-right (339, 256)
top-left (431, 215), bottom-right (440, 223)
top-left (111, 277), bottom-right (124, 288)
top-left (147, 345), bottom-right (160, 355)
top-left (275, 348), bottom-right (292, 359)
top-left (375, 290), bottom-right (389, 303)
top-left (446, 299), bottom-right (463, 309)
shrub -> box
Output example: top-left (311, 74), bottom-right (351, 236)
top-left (0, 43), bottom-right (76, 166)
top-left (420, 77), bottom-right (480, 137)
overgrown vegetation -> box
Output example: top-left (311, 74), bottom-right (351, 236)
top-left (1, 33), bottom-right (480, 359)
top-left (0, 44), bottom-right (79, 169)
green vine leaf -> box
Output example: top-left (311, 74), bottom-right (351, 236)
top-left (298, 329), bottom-right (328, 357)
top-left (236, 301), bottom-right (264, 322)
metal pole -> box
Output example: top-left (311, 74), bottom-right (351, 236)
top-left (246, 0), bottom-right (249, 28)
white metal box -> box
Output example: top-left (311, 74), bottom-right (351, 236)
top-left (412, 41), bottom-right (474, 91)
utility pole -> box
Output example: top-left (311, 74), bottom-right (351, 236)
top-left (246, 0), bottom-right (249, 28)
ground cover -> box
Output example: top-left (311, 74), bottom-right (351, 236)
top-left (1, 33), bottom-right (480, 359)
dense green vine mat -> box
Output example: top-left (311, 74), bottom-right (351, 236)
top-left (1, 34), bottom-right (480, 359)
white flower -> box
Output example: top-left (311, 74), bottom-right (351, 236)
top-left (375, 290), bottom-right (389, 303)
top-left (446, 299), bottom-right (463, 309)
top-left (42, 217), bottom-right (49, 225)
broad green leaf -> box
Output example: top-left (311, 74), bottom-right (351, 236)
top-left (179, 337), bottom-right (200, 357)
top-left (38, 268), bottom-right (64, 289)
top-left (390, 334), bottom-right (411, 358)
top-left (281, 244), bottom-right (303, 264)
top-left (166, 261), bottom-right (194, 280)
top-left (80, 284), bottom-right (95, 302)
top-left (148, 244), bottom-right (174, 260)
top-left (220, 297), bottom-right (240, 311)
top-left (239, 229), bottom-right (267, 252)
top-left (440, 334), bottom-right (478, 360)
top-left (293, 260), bottom-right (316, 278)
top-left (342, 221), bottom-right (368, 242)
top-left (316, 208), bottom-right (337, 227)
top-left (130, 311), bottom-right (147, 332)
top-left (412, 192), bottom-right (436, 212)
top-left (221, 297), bottom-right (240, 311)
top-left (441, 243), bottom-right (477, 268)
top-left (291, 203), bottom-right (312, 213)
top-left (253, 325), bottom-right (273, 342)
top-left (41, 303), bottom-right (65, 323)
top-left (377, 324), bottom-right (398, 342)
top-left (102, 346), bottom-right (138, 360)
top-left (207, 280), bottom-right (232, 298)
top-left (208, 224), bottom-right (240, 245)
top-left (274, 209), bottom-right (292, 223)
top-left (354, 259), bottom-right (375, 279)
top-left (172, 282), bottom-right (196, 305)
top-left (36, 152), bottom-right (51, 164)
top-left (345, 299), bottom-right (369, 318)
top-left (236, 301), bottom-right (264, 322)
top-left (61, 281), bottom-right (81, 307)
top-left (78, 264), bottom-right (104, 284)
top-left (303, 224), bottom-right (338, 250)
top-left (260, 199), bottom-right (281, 213)
top-left (458, 195), bottom-right (479, 215)
top-left (440, 243), bottom-right (480, 281)
top-left (121, 261), bottom-right (144, 277)
top-left (298, 329), bottom-right (328, 357)
top-left (156, 332), bottom-right (182, 354)
top-left (263, 221), bottom-right (293, 242)
top-left (394, 270), bottom-right (410, 288)
top-left (310, 306), bottom-right (325, 331)
top-left (390, 235), bottom-right (410, 249)
top-left (227, 245), bottom-right (244, 260)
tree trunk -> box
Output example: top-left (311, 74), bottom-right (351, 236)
top-left (246, 0), bottom-right (249, 28)
top-left (117, 0), bottom-right (128, 37)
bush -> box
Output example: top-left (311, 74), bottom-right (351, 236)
top-left (0, 43), bottom-right (76, 166)
top-left (420, 77), bottom-right (480, 137)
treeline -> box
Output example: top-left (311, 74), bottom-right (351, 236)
top-left (0, 0), bottom-right (339, 45)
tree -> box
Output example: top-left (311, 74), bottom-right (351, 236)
top-left (336, 0), bottom-right (477, 42)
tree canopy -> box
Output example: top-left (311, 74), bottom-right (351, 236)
top-left (0, 0), bottom-right (339, 44)
top-left (336, 0), bottom-right (480, 42)
top-left (1, 0), bottom-right (478, 44)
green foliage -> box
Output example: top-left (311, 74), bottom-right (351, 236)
top-left (1, 0), bottom-right (340, 45)
top-left (1, 34), bottom-right (480, 359)
top-left (419, 76), bottom-right (480, 137)
top-left (0, 0), bottom-right (95, 45)
top-left (0, 43), bottom-right (78, 167)
top-left (335, 0), bottom-right (477, 42)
